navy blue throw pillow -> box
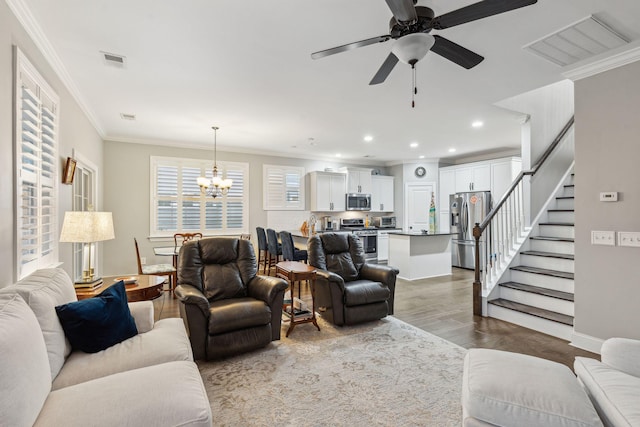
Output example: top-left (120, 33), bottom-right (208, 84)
top-left (55, 281), bottom-right (138, 353)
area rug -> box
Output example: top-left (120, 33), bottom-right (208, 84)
top-left (198, 316), bottom-right (467, 426)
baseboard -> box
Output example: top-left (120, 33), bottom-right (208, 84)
top-left (570, 331), bottom-right (604, 354)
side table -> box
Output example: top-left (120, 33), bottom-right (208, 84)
top-left (275, 261), bottom-right (320, 337)
top-left (75, 275), bottom-right (165, 302)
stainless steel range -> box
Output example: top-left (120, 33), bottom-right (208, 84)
top-left (340, 218), bottom-right (377, 263)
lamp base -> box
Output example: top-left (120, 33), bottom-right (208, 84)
top-left (74, 277), bottom-right (103, 289)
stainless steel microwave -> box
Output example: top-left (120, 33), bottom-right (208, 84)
top-left (346, 193), bottom-right (371, 211)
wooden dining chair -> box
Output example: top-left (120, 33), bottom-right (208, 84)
top-left (173, 232), bottom-right (203, 247)
top-left (134, 238), bottom-right (177, 294)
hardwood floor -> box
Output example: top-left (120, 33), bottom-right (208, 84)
top-left (155, 267), bottom-right (597, 369)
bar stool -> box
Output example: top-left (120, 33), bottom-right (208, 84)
top-left (266, 228), bottom-right (282, 275)
top-left (256, 227), bottom-right (269, 274)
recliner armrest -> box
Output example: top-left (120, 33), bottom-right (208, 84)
top-left (247, 275), bottom-right (288, 306)
top-left (601, 337), bottom-right (640, 377)
top-left (360, 263), bottom-right (399, 283)
top-left (175, 284), bottom-right (210, 318)
top-left (128, 301), bottom-right (154, 333)
top-left (314, 269), bottom-right (346, 290)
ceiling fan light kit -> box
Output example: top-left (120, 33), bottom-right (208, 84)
top-left (392, 33), bottom-right (434, 65)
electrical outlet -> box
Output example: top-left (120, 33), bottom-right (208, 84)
top-left (591, 231), bottom-right (616, 246)
top-left (140, 257), bottom-right (147, 265)
top-left (618, 232), bottom-right (640, 248)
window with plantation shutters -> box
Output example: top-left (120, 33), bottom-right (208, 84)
top-left (263, 165), bottom-right (305, 210)
top-left (15, 48), bottom-right (59, 280)
top-left (151, 156), bottom-right (249, 236)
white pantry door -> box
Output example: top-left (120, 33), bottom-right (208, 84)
top-left (405, 182), bottom-right (435, 232)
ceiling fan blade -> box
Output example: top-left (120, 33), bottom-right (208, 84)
top-left (369, 53), bottom-right (400, 85)
top-left (311, 35), bottom-right (392, 60)
top-left (433, 0), bottom-right (537, 30)
top-left (430, 35), bottom-right (484, 69)
top-left (384, 0), bottom-right (418, 24)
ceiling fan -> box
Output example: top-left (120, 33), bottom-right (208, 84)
top-left (311, 0), bottom-right (538, 90)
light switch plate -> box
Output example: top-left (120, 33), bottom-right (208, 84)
top-left (618, 232), bottom-right (640, 248)
top-left (591, 230), bottom-right (616, 246)
top-left (599, 192), bottom-right (618, 202)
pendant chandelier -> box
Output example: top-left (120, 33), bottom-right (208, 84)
top-left (197, 126), bottom-right (232, 198)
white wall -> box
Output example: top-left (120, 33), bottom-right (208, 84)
top-left (574, 59), bottom-right (640, 341)
top-left (0, 3), bottom-right (103, 286)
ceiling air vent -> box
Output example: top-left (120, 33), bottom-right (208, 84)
top-left (101, 51), bottom-right (126, 67)
top-left (120, 113), bottom-right (136, 121)
top-left (524, 15), bottom-right (628, 67)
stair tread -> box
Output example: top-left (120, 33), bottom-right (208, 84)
top-left (539, 222), bottom-right (574, 226)
top-left (499, 281), bottom-right (574, 301)
top-left (489, 298), bottom-right (574, 326)
top-left (530, 236), bottom-right (575, 243)
top-left (510, 265), bottom-right (574, 280)
top-left (521, 250), bottom-right (574, 260)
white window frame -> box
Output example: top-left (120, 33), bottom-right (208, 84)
top-left (71, 151), bottom-right (99, 282)
top-left (150, 156), bottom-right (250, 238)
top-left (14, 47), bottom-right (60, 280)
top-left (263, 164), bottom-right (305, 210)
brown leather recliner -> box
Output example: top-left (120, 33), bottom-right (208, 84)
top-left (175, 237), bottom-right (288, 360)
top-left (308, 232), bottom-right (399, 326)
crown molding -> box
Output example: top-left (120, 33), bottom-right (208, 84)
top-left (562, 39), bottom-right (640, 81)
top-left (6, 0), bottom-right (105, 137)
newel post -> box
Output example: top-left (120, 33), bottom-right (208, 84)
top-left (472, 223), bottom-right (482, 316)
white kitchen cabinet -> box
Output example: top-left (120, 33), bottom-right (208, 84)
top-left (490, 158), bottom-right (522, 203)
top-left (454, 163), bottom-right (490, 192)
top-left (343, 168), bottom-right (372, 194)
top-left (371, 175), bottom-right (394, 212)
top-left (438, 169), bottom-right (455, 213)
top-left (309, 171), bottom-right (346, 212)
top-left (377, 229), bottom-right (402, 262)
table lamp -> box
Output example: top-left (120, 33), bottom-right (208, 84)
top-left (59, 211), bottom-right (115, 284)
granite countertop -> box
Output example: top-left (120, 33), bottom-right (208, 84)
top-left (388, 232), bottom-right (456, 237)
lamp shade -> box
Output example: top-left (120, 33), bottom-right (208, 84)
top-left (59, 211), bottom-right (115, 243)
top-left (391, 33), bottom-right (435, 65)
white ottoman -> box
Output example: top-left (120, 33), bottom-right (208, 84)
top-left (462, 349), bottom-right (603, 427)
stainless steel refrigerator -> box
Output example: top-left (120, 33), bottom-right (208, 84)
top-left (450, 191), bottom-right (491, 269)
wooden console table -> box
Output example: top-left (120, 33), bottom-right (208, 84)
top-left (75, 275), bottom-right (165, 302)
top-left (275, 261), bottom-right (320, 337)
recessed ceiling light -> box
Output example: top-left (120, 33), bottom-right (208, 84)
top-left (471, 121), bottom-right (484, 128)
top-left (335, 153), bottom-right (342, 158)
top-left (448, 148), bottom-right (456, 153)
top-left (410, 142), bottom-right (419, 148)
top-left (364, 135), bottom-right (373, 142)
top-left (419, 155), bottom-right (425, 159)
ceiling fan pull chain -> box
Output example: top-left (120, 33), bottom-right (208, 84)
top-left (411, 64), bottom-right (416, 108)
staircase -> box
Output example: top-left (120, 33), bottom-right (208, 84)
top-left (487, 174), bottom-right (575, 340)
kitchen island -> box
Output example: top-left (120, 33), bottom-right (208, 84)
top-left (388, 232), bottom-right (454, 280)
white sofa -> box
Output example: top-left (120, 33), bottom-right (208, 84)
top-left (0, 268), bottom-right (212, 427)
top-left (575, 338), bottom-right (640, 427)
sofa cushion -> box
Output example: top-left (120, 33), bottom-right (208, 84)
top-left (575, 356), bottom-right (640, 427)
top-left (343, 279), bottom-right (390, 306)
top-left (35, 361), bottom-right (212, 427)
top-left (463, 349), bottom-right (602, 427)
top-left (0, 293), bottom-right (52, 427)
top-left (0, 268), bottom-right (76, 380)
top-left (208, 297), bottom-right (271, 335)
top-left (52, 318), bottom-right (193, 390)
top-left (55, 281), bottom-right (138, 353)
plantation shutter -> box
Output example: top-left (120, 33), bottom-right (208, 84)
top-left (15, 48), bottom-right (59, 279)
top-left (263, 165), bottom-right (305, 210)
top-left (151, 157), bottom-right (249, 236)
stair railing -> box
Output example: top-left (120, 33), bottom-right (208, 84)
top-left (471, 117), bottom-right (575, 315)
